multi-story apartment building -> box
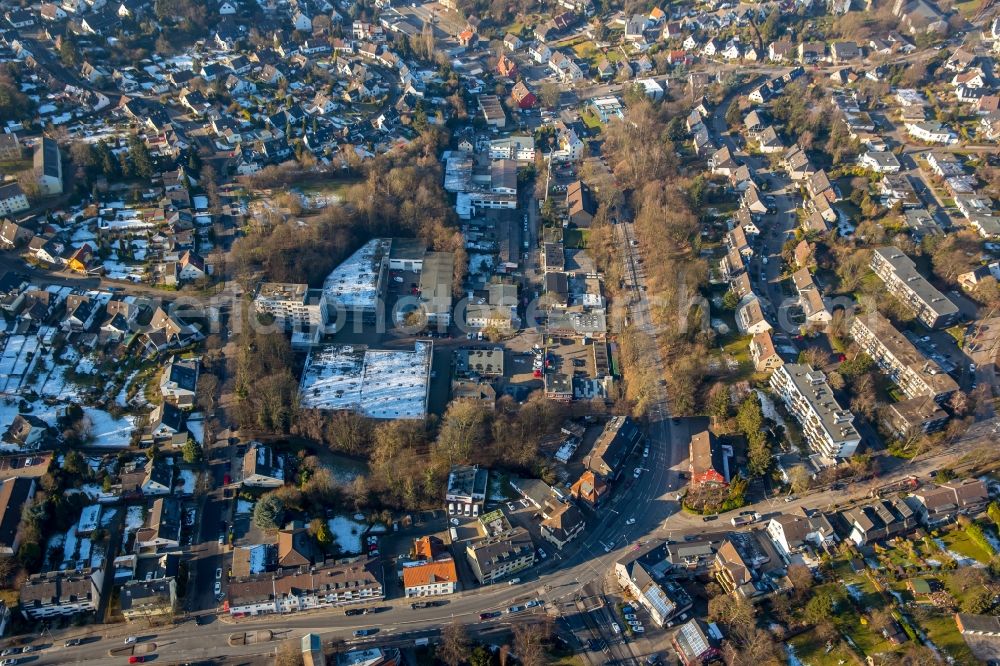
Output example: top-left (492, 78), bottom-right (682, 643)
top-left (869, 247), bottom-right (960, 329)
top-left (850, 311), bottom-right (958, 401)
top-left (226, 559), bottom-right (383, 616)
top-left (465, 527), bottom-right (535, 584)
top-left (769, 364), bottom-right (861, 460)
top-left (254, 283), bottom-right (324, 331)
top-left (20, 569), bottom-right (104, 620)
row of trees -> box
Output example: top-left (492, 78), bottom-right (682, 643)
top-left (597, 98), bottom-right (713, 416)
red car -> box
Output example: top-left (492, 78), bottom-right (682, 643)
top-left (129, 657), bottom-right (145, 664)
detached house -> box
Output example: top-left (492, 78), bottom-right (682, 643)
top-left (136, 497), bottom-right (182, 549)
top-left (242, 444), bottom-right (285, 488)
top-left (159, 356), bottom-right (199, 407)
top-left (146, 402), bottom-right (188, 446)
top-left (688, 431), bottom-right (731, 488)
top-left (766, 512), bottom-right (837, 559)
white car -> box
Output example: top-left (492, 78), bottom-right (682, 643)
top-left (124, 636), bottom-right (137, 645)
top-left (626, 518), bottom-right (636, 525)
top-left (214, 582), bottom-right (222, 596)
top-left (216, 568), bottom-right (222, 580)
top-left (633, 468), bottom-right (642, 478)
top-left (611, 622), bottom-right (621, 634)
top-left (393, 276), bottom-right (403, 283)
top-left (643, 447), bottom-right (649, 457)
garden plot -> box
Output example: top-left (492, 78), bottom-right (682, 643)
top-left (124, 505), bottom-right (145, 535)
top-left (176, 469), bottom-right (197, 495)
top-left (83, 409), bottom-right (136, 448)
top-left (328, 515), bottom-right (367, 554)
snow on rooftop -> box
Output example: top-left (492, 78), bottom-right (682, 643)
top-left (322, 238), bottom-right (390, 311)
top-left (299, 341), bottom-right (432, 419)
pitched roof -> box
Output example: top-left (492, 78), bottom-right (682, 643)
top-left (0, 478), bottom-right (33, 550)
top-left (402, 559), bottom-right (458, 588)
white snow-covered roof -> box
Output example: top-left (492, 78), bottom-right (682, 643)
top-left (299, 341), bottom-right (432, 419)
top-left (322, 238), bottom-right (390, 311)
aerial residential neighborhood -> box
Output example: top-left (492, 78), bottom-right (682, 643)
top-left (0, 0), bottom-right (999, 662)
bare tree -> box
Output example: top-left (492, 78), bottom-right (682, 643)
top-left (437, 621), bottom-right (470, 666)
top-left (512, 622), bottom-right (549, 666)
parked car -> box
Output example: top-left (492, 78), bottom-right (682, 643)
top-left (479, 611), bottom-right (502, 620)
top-left (353, 629), bottom-right (378, 637)
top-left (124, 636), bottom-right (138, 645)
top-left (507, 605), bottom-right (525, 614)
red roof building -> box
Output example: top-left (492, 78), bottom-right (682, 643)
top-left (511, 81), bottom-right (536, 109)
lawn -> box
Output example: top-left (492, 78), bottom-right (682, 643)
top-left (564, 228), bottom-right (589, 249)
top-left (939, 528), bottom-right (994, 564)
top-left (917, 611), bottom-right (976, 664)
top-left (789, 633), bottom-right (862, 666)
top-left (580, 108), bottom-right (603, 130)
top-left (0, 157), bottom-right (30, 173)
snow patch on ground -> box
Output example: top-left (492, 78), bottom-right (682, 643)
top-left (83, 409), bottom-right (136, 447)
top-left (100, 507), bottom-right (118, 528)
top-left (842, 582), bottom-right (863, 602)
top-left (177, 469), bottom-right (196, 495)
top-left (934, 538), bottom-right (984, 568)
top-left (328, 515), bottom-right (366, 554)
top-left (124, 505), bottom-right (144, 533)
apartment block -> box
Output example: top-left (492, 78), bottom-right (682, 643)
top-left (869, 247), bottom-right (959, 329)
top-left (850, 311), bottom-right (958, 402)
top-left (254, 283), bottom-right (324, 330)
top-left (465, 527), bottom-right (535, 584)
top-left (769, 364), bottom-right (861, 460)
top-left (20, 569), bottom-right (103, 620)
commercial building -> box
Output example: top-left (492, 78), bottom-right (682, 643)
top-left (850, 311), bottom-right (958, 401)
top-left (299, 341), bottom-right (433, 419)
top-left (615, 541), bottom-right (693, 627)
top-left (769, 364), bottom-right (861, 461)
top-left (870, 247), bottom-right (960, 329)
top-left (478, 95), bottom-right (506, 128)
top-left (34, 137), bottom-right (62, 196)
top-left (321, 238), bottom-right (390, 324)
top-left (0, 477), bottom-right (35, 556)
top-left (416, 252), bottom-right (454, 327)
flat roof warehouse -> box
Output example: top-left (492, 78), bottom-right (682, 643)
top-left (299, 341), bottom-right (433, 419)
